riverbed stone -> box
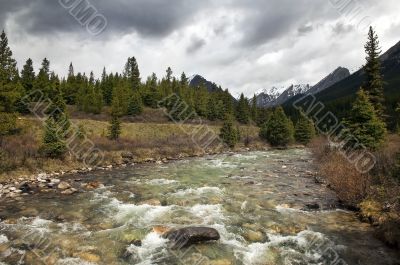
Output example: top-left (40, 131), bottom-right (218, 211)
top-left (163, 227), bottom-right (220, 248)
top-left (58, 182), bottom-right (71, 190)
top-left (244, 230), bottom-right (265, 242)
top-left (76, 252), bottom-right (101, 263)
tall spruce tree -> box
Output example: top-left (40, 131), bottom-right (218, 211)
top-left (220, 114), bottom-right (239, 148)
top-left (250, 95), bottom-right (258, 122)
top-left (33, 58), bottom-right (52, 97)
top-left (0, 30), bottom-right (21, 136)
top-left (295, 110), bottom-right (316, 145)
top-left (260, 106), bottom-right (294, 147)
top-left (342, 88), bottom-right (386, 150)
top-left (236, 93), bottom-right (250, 124)
top-left (108, 89), bottom-right (123, 140)
top-left (20, 58), bottom-right (35, 95)
top-left (364, 26), bottom-right (385, 119)
top-left (124, 57), bottom-right (141, 91)
top-left (40, 78), bottom-right (70, 158)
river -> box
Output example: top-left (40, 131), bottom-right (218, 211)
top-left (0, 149), bottom-right (399, 265)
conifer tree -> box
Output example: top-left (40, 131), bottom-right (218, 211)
top-left (108, 90), bottom-right (123, 140)
top-left (40, 79), bottom-right (70, 158)
top-left (250, 95), bottom-right (258, 122)
top-left (236, 93), bottom-right (250, 124)
top-left (295, 110), bottom-right (316, 145)
top-left (194, 83), bottom-right (209, 117)
top-left (364, 26), bottom-right (385, 119)
top-left (33, 58), bottom-right (52, 97)
top-left (124, 57), bottom-right (141, 91)
top-left (20, 58), bottom-right (35, 95)
top-left (342, 88), bottom-right (386, 150)
top-left (127, 92), bottom-right (143, 116)
top-left (220, 114), bottom-right (239, 148)
top-left (260, 106), bottom-right (294, 147)
top-left (0, 30), bottom-right (21, 136)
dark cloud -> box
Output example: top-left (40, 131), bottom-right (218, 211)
top-left (186, 36), bottom-right (206, 53)
top-left (0, 0), bottom-right (208, 37)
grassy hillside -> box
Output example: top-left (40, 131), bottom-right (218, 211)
top-left (0, 112), bottom-right (263, 180)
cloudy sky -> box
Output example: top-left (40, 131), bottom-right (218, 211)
top-left (1, 0), bottom-right (399, 97)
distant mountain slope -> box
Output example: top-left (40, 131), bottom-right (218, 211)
top-left (314, 40), bottom-right (400, 104)
top-left (284, 40), bottom-right (400, 128)
top-left (256, 87), bottom-right (280, 108)
top-left (307, 67), bottom-right (350, 95)
top-left (189, 75), bottom-right (222, 93)
top-left (256, 67), bottom-right (349, 108)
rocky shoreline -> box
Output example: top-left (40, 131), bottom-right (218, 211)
top-left (0, 147), bottom-right (271, 201)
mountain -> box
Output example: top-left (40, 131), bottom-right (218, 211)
top-left (312, 40), bottom-right (400, 107)
top-left (307, 67), bottom-right (350, 95)
top-left (274, 84), bottom-right (311, 106)
top-left (189, 75), bottom-right (222, 93)
top-left (256, 87), bottom-right (280, 108)
top-left (284, 40), bottom-right (400, 128)
top-left (256, 84), bottom-right (310, 107)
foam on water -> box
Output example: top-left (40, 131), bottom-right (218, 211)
top-left (0, 234), bottom-right (8, 244)
top-left (239, 230), bottom-right (330, 265)
top-left (146, 179), bottom-right (178, 185)
top-left (189, 204), bottom-right (225, 224)
top-left (109, 198), bottom-right (173, 225)
top-left (126, 232), bottom-right (169, 264)
top-left (55, 258), bottom-right (97, 265)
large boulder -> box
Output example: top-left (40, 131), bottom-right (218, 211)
top-left (163, 227), bottom-right (220, 248)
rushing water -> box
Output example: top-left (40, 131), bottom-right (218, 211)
top-left (0, 149), bottom-right (399, 265)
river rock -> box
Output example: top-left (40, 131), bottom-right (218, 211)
top-left (244, 230), bottom-right (265, 242)
top-left (302, 203), bottom-right (320, 211)
top-left (163, 227), bottom-right (220, 248)
top-left (58, 182), bottom-right (71, 190)
top-left (153, 226), bottom-right (172, 235)
top-left (61, 188), bottom-right (77, 195)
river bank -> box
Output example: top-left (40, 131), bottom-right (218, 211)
top-left (0, 144), bottom-right (271, 201)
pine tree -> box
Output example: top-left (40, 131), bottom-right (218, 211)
top-left (20, 58), bottom-right (35, 95)
top-left (127, 91), bottom-right (143, 116)
top-left (342, 88), bottom-right (386, 150)
top-left (40, 79), bottom-right (70, 158)
top-left (220, 114), bottom-right (239, 148)
top-left (194, 83), bottom-right (209, 117)
top-left (250, 95), bottom-right (258, 122)
top-left (33, 58), bottom-right (52, 97)
top-left (40, 117), bottom-right (68, 158)
top-left (236, 93), bottom-right (250, 124)
top-left (0, 30), bottom-right (21, 136)
top-left (124, 57), bottom-right (141, 91)
top-left (260, 106), bottom-right (294, 147)
top-left (364, 26), bottom-right (385, 119)
top-left (295, 111), bottom-right (316, 145)
top-left (108, 93), bottom-right (123, 140)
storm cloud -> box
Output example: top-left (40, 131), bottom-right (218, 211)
top-left (1, 0), bottom-right (399, 96)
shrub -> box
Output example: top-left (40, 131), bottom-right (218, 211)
top-left (295, 111), bottom-right (316, 145)
top-left (220, 115), bottom-right (239, 148)
top-left (260, 106), bottom-right (294, 147)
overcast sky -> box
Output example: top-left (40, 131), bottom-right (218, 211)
top-left (1, 0), bottom-right (399, 97)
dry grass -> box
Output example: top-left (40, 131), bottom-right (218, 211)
top-left (0, 115), bottom-right (262, 180)
top-left (310, 135), bottom-right (400, 248)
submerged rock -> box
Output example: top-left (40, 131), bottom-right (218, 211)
top-left (163, 227), bottom-right (220, 248)
top-left (302, 203), bottom-right (320, 211)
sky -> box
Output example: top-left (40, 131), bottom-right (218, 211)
top-left (1, 0), bottom-right (399, 97)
